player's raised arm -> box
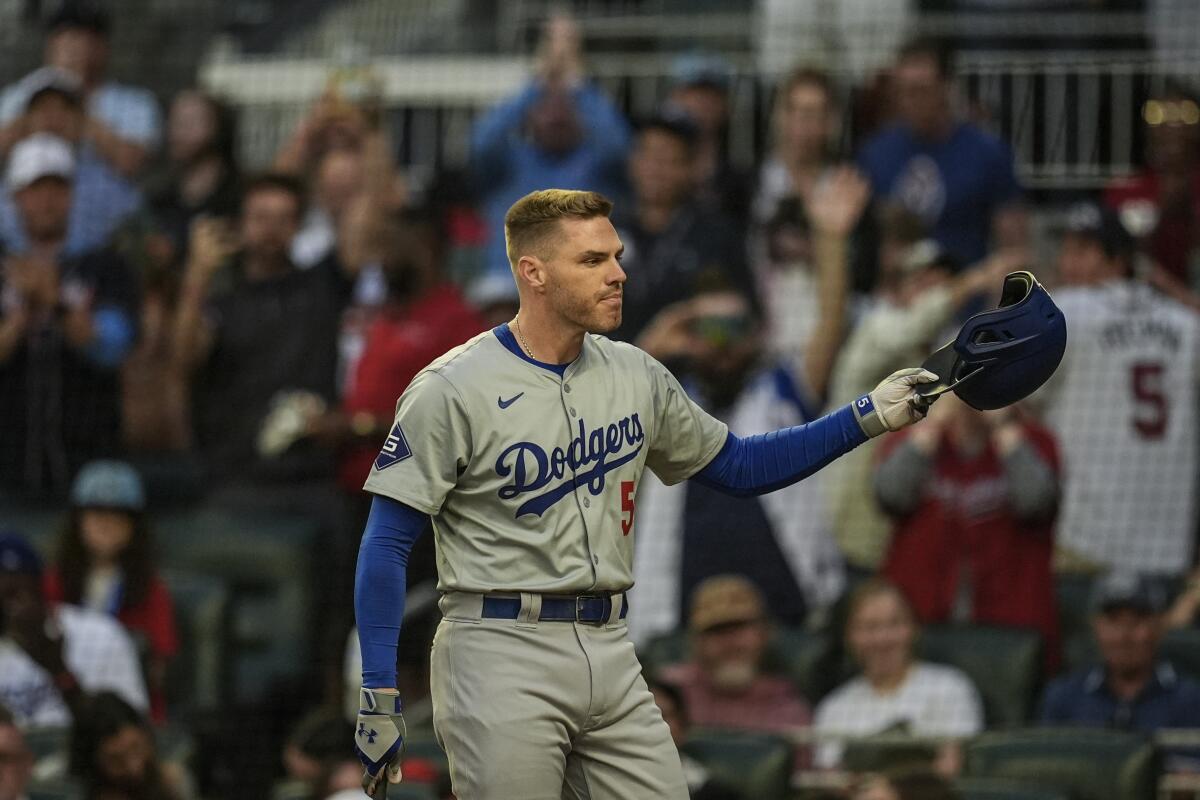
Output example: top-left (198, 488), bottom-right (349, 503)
top-left (644, 353), bottom-right (937, 497)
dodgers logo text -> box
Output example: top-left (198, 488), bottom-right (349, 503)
top-left (495, 414), bottom-right (644, 517)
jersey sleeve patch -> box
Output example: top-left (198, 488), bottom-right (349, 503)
top-left (374, 422), bottom-right (413, 470)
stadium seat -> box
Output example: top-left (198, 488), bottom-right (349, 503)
top-left (26, 783), bottom-right (83, 800)
top-left (1159, 628), bottom-right (1200, 683)
top-left (156, 508), bottom-right (320, 702)
top-left (955, 777), bottom-right (1069, 800)
top-left (840, 734), bottom-right (938, 774)
top-left (161, 569), bottom-right (230, 713)
top-left (962, 727), bottom-right (1160, 800)
top-left (917, 625), bottom-right (1042, 726)
top-left (638, 629), bottom-right (689, 677)
top-left (766, 627), bottom-right (836, 703)
top-left (0, 503), bottom-right (61, 552)
top-left (20, 727), bottom-right (69, 763)
top-left (682, 729), bottom-right (792, 800)
top-left (269, 780), bottom-right (309, 800)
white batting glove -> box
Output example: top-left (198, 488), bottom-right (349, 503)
top-left (356, 688), bottom-right (406, 798)
top-left (852, 368), bottom-right (940, 438)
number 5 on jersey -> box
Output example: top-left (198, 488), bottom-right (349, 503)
top-left (620, 481), bottom-right (636, 535)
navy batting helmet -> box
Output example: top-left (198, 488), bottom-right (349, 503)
top-left (915, 270), bottom-right (1067, 411)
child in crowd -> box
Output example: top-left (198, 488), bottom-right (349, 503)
top-left (44, 460), bottom-right (178, 721)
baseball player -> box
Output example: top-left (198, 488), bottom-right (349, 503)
top-left (1041, 204), bottom-right (1200, 575)
top-left (353, 189), bottom-right (937, 799)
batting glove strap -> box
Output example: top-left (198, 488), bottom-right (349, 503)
top-left (860, 368), bottom-right (940, 437)
top-left (852, 393), bottom-right (888, 439)
top-left (356, 688), bottom-right (406, 777)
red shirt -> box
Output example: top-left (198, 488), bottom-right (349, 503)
top-left (660, 661), bottom-right (812, 766)
top-left (339, 284), bottom-right (486, 491)
top-left (879, 424), bottom-right (1061, 671)
top-left (1105, 169), bottom-right (1200, 282)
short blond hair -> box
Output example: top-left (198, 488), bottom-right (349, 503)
top-left (503, 189), bottom-right (613, 269)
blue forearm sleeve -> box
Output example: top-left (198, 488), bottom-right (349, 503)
top-left (694, 404), bottom-right (868, 497)
top-left (355, 495), bottom-right (430, 689)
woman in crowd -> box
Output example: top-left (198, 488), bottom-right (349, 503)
top-left (145, 88), bottom-right (241, 256)
top-left (813, 579), bottom-right (983, 771)
top-left (45, 460), bottom-right (177, 721)
top-left (69, 692), bottom-right (187, 800)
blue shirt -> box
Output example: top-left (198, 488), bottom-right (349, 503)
top-left (470, 82), bottom-right (631, 281)
top-left (1039, 662), bottom-right (1200, 732)
top-left (0, 144), bottom-right (141, 257)
top-left (857, 122), bottom-right (1021, 266)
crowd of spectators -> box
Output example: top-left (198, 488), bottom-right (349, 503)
top-left (3, 2), bottom-right (1200, 798)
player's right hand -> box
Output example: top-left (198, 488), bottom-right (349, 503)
top-left (356, 688), bottom-right (406, 799)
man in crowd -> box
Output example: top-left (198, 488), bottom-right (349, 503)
top-left (0, 2), bottom-right (159, 181)
top-left (659, 575), bottom-right (812, 747)
top-left (1040, 204), bottom-right (1200, 576)
top-left (875, 395), bottom-right (1062, 670)
top-left (858, 37), bottom-right (1026, 268)
top-left (664, 52), bottom-right (752, 224)
top-left (0, 532), bottom-right (148, 728)
top-left (630, 168), bottom-right (868, 641)
top-left (610, 112), bottom-right (750, 341)
top-left (172, 173), bottom-right (349, 489)
top-left (0, 67), bottom-right (140, 258)
top-left (1040, 571), bottom-right (1200, 765)
top-left (0, 134), bottom-right (138, 499)
top-left (470, 13), bottom-right (630, 282)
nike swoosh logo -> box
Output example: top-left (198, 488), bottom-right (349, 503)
top-left (498, 393), bottom-right (524, 409)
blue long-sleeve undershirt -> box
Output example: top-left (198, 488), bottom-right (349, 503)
top-left (694, 404), bottom-right (868, 497)
top-left (355, 402), bottom-right (869, 688)
top-left (355, 496), bottom-right (429, 689)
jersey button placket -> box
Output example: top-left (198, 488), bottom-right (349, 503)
top-left (562, 369), bottom-right (599, 582)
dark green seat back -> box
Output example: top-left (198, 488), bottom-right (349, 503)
top-left (918, 625), bottom-right (1042, 726)
top-left (956, 777), bottom-right (1069, 800)
top-left (963, 727), bottom-right (1160, 800)
top-left (682, 729), bottom-right (792, 800)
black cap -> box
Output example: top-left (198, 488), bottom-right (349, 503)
top-left (1090, 571), bottom-right (1168, 616)
top-left (46, 1), bottom-right (111, 37)
top-left (1064, 202), bottom-right (1136, 261)
top-left (636, 109), bottom-right (700, 149)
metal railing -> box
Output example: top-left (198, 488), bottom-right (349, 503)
top-left (201, 49), bottom-right (1189, 191)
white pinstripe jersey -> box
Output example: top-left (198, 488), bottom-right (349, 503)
top-left (363, 327), bottom-right (729, 594)
top-left (1043, 281), bottom-right (1200, 574)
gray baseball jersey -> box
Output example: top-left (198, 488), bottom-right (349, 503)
top-left (362, 326), bottom-right (729, 594)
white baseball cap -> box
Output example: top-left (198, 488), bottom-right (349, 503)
top-left (5, 133), bottom-right (75, 191)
